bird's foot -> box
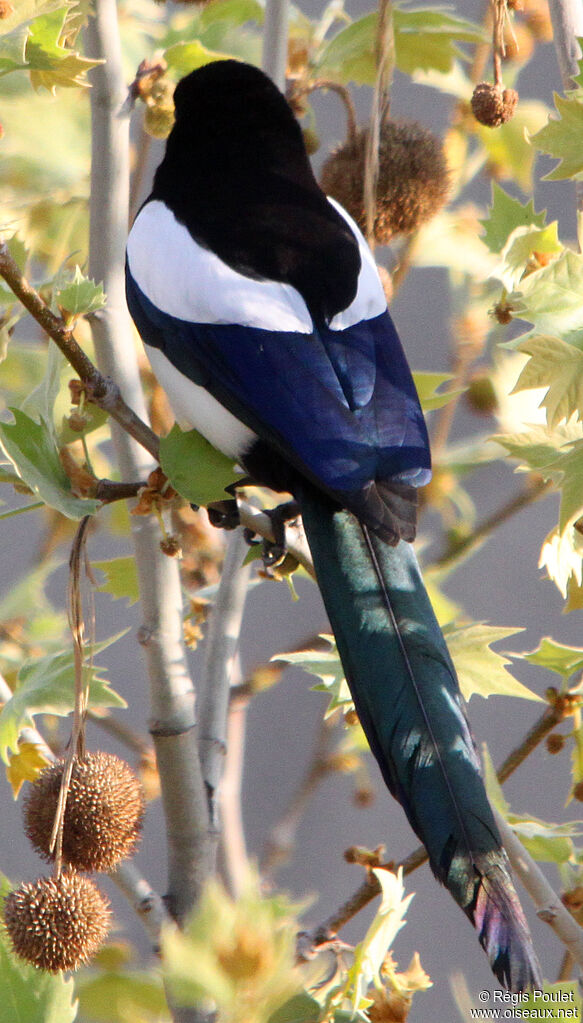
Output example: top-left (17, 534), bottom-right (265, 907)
top-left (244, 499), bottom-right (300, 567)
top-left (207, 498), bottom-right (240, 530)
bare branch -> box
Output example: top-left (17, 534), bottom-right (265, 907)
top-left (85, 0), bottom-right (210, 940)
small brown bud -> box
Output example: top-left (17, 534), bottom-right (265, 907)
top-left (493, 301), bottom-right (514, 324)
top-left (546, 733), bottom-right (565, 754)
top-left (4, 872), bottom-right (110, 972)
top-left (471, 82), bottom-right (519, 127)
top-left (67, 410), bottom-right (89, 433)
top-left (0, 0), bottom-right (14, 18)
top-left (466, 372), bottom-right (499, 416)
top-left (160, 534), bottom-right (182, 558)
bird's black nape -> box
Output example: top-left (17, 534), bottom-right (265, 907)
top-left (151, 60), bottom-right (361, 325)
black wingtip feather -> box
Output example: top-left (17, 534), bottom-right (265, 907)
top-left (472, 867), bottom-right (542, 992)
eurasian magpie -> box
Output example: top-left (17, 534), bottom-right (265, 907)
top-left (125, 58), bottom-right (541, 991)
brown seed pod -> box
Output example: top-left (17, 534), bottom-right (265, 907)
top-left (320, 121), bottom-right (450, 244)
top-left (471, 82), bottom-right (519, 127)
top-left (23, 752), bottom-right (145, 872)
top-left (4, 871), bottom-right (110, 972)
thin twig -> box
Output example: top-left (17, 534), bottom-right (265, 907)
top-left (198, 529), bottom-right (251, 869)
top-left (262, 0), bottom-right (290, 89)
top-left (0, 242), bottom-right (159, 462)
top-left (496, 810), bottom-right (583, 969)
top-left (260, 714), bottom-right (337, 881)
top-left (295, 78), bottom-right (358, 141)
top-left (434, 477), bottom-right (552, 570)
top-left (219, 682), bottom-right (250, 897)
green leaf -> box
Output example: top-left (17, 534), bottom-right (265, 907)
top-left (94, 556), bottom-right (140, 607)
top-left (0, 237), bottom-right (28, 308)
top-left (159, 424), bottom-right (246, 507)
top-left (482, 746), bottom-right (580, 863)
top-left (495, 421), bottom-right (583, 474)
top-left (162, 873), bottom-right (301, 1021)
top-left (25, 7), bottom-right (102, 90)
top-left (317, 7), bottom-right (484, 85)
top-left (393, 5), bottom-right (485, 76)
top-left (20, 340), bottom-right (63, 437)
top-left (518, 983), bottom-right (582, 1020)
top-left (316, 12), bottom-right (376, 85)
top-left (480, 183), bottom-right (546, 255)
top-left (274, 636), bottom-right (353, 716)
top-left (198, 0), bottom-right (264, 29)
top-left (498, 222), bottom-right (562, 290)
top-left (268, 993), bottom-right (320, 1023)
top-left (76, 969), bottom-right (169, 1023)
top-left (0, 632), bottom-right (128, 761)
top-left (343, 868), bottom-right (416, 1014)
top-left (163, 40), bottom-right (239, 78)
top-left (0, 923), bottom-right (78, 1023)
top-left (531, 91), bottom-right (583, 180)
top-left (444, 622), bottom-right (542, 702)
top-left (0, 0), bottom-right (65, 75)
top-left (53, 265), bottom-right (106, 318)
top-left (513, 636), bottom-right (583, 681)
top-left (538, 438), bottom-right (583, 532)
top-left (0, 408), bottom-right (99, 519)
top-left (509, 249), bottom-right (583, 342)
top-left (412, 371), bottom-right (463, 411)
top-left (512, 336), bottom-right (583, 428)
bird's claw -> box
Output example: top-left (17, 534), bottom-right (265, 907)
top-left (207, 498), bottom-right (240, 530)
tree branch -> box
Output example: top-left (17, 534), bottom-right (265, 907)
top-left (495, 810), bottom-right (583, 970)
top-left (85, 0), bottom-right (210, 942)
top-left (198, 529), bottom-right (251, 870)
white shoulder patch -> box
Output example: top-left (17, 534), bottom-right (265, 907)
top-left (127, 200), bottom-right (313, 334)
top-left (326, 198), bottom-right (387, 331)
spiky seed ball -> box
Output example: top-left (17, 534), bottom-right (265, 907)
top-left (4, 872), bottom-right (110, 972)
top-left (471, 82), bottom-right (519, 127)
top-left (23, 752), bottom-right (145, 872)
top-left (320, 121), bottom-right (450, 243)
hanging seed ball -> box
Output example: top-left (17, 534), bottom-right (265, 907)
top-left (320, 121), bottom-right (450, 244)
top-left (23, 752), bottom-right (145, 872)
top-left (471, 82), bottom-right (519, 127)
top-left (4, 871), bottom-right (110, 972)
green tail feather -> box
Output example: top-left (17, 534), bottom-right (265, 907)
top-left (297, 482), bottom-right (541, 991)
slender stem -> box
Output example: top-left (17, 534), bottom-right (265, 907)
top-left (198, 529), bottom-right (251, 869)
top-left (299, 79), bottom-right (358, 140)
top-left (0, 242), bottom-right (160, 461)
top-left (434, 477), bottom-right (552, 570)
top-left (260, 714), bottom-right (336, 881)
top-left (548, 0), bottom-right (583, 227)
top-left (262, 0), bottom-right (290, 88)
top-left (219, 685), bottom-right (250, 897)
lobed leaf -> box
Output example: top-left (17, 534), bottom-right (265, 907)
top-left (159, 424), bottom-right (246, 507)
top-left (0, 632), bottom-right (128, 761)
top-left (0, 408), bottom-right (99, 519)
top-left (531, 92), bottom-right (583, 181)
top-left (480, 183), bottom-right (546, 255)
top-left (444, 622), bottom-right (542, 702)
top-left (513, 336), bottom-right (583, 429)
